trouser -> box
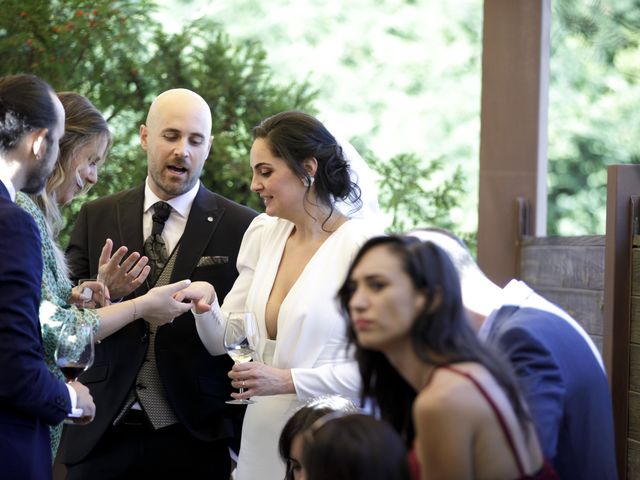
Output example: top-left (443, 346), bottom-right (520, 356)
top-left (65, 409), bottom-right (231, 479)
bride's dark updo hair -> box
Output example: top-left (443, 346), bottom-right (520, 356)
top-left (252, 111), bottom-right (362, 216)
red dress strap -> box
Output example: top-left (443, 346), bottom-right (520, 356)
top-left (442, 365), bottom-right (528, 477)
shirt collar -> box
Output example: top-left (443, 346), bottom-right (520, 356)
top-left (478, 280), bottom-right (531, 340)
top-left (143, 178), bottom-right (200, 218)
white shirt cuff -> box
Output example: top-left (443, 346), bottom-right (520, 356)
top-left (193, 298), bottom-right (227, 355)
top-left (65, 383), bottom-right (77, 411)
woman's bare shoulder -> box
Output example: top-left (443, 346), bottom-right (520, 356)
top-left (414, 365), bottom-right (489, 422)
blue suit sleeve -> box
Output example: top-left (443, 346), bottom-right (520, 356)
top-left (494, 327), bottom-right (565, 462)
top-left (0, 206), bottom-right (70, 425)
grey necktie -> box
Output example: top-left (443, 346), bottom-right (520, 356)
top-left (143, 201), bottom-right (172, 286)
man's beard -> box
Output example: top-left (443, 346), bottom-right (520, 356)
top-left (150, 168), bottom-right (199, 198)
top-left (22, 141), bottom-right (56, 194)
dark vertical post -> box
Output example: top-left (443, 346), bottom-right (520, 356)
top-left (478, 0), bottom-right (550, 285)
top-left (604, 164), bottom-right (640, 476)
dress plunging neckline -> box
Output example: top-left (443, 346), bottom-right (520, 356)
top-left (264, 219), bottom-right (352, 340)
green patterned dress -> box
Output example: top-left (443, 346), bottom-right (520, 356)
top-left (16, 192), bottom-right (100, 457)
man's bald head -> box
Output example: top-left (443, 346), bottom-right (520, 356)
top-left (140, 88), bottom-right (213, 200)
top-left (406, 227), bottom-right (501, 319)
top-left (145, 88), bottom-right (212, 132)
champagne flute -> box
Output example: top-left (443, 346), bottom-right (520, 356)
top-left (224, 312), bottom-right (260, 405)
top-left (54, 321), bottom-right (95, 423)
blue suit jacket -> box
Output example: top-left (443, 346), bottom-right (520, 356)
top-left (0, 183), bottom-right (71, 479)
top-left (487, 306), bottom-right (617, 480)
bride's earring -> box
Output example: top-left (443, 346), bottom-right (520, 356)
top-left (301, 176), bottom-right (315, 187)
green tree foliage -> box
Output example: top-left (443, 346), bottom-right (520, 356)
top-left (548, 0), bottom-right (640, 234)
top-left (1, 0), bottom-right (470, 245)
top-left (0, 0), bottom-right (315, 244)
top-left (369, 152), bottom-right (465, 234)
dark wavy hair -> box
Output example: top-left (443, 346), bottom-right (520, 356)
top-left (252, 111), bottom-right (362, 227)
top-left (0, 74), bottom-right (57, 152)
top-left (302, 413), bottom-right (410, 480)
top-left (338, 235), bottom-right (529, 447)
top-left (279, 396), bottom-right (358, 480)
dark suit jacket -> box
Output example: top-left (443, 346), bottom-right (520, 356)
top-left (487, 306), bottom-right (617, 480)
top-left (60, 184), bottom-right (257, 464)
top-left (0, 183), bottom-right (71, 479)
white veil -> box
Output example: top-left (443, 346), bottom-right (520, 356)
top-left (331, 131), bottom-right (385, 227)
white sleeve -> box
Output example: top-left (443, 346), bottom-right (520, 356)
top-left (194, 299), bottom-right (226, 355)
top-left (291, 359), bottom-right (361, 401)
top-left (195, 214), bottom-right (270, 355)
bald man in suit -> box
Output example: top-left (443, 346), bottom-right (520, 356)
top-left (61, 89), bottom-right (256, 479)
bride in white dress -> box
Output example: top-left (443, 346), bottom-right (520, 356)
top-left (185, 111), bottom-right (382, 479)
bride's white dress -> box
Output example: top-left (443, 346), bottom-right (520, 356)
top-left (221, 214), bottom-right (379, 480)
top-left (195, 136), bottom-right (383, 479)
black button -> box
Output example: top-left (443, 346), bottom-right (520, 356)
top-left (140, 333), bottom-right (148, 343)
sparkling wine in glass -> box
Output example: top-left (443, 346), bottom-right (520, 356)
top-left (224, 312), bottom-right (260, 405)
top-left (54, 321), bottom-right (95, 423)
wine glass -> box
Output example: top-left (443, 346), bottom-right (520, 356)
top-left (54, 321), bottom-right (95, 423)
top-left (224, 312), bottom-right (260, 405)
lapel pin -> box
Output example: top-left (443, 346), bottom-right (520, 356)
top-left (207, 216), bottom-right (214, 222)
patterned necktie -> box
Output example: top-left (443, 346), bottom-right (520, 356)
top-left (133, 201), bottom-right (178, 429)
top-left (143, 201), bottom-right (172, 286)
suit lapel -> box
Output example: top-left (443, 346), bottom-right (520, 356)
top-left (0, 182), bottom-right (10, 202)
top-left (171, 185), bottom-right (224, 282)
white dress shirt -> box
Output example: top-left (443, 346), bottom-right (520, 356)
top-left (142, 178), bottom-right (200, 253)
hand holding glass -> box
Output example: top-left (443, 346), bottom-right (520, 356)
top-left (54, 321), bottom-right (95, 423)
top-left (224, 312), bottom-right (260, 405)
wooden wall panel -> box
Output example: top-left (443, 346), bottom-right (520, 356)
top-left (519, 235), bottom-right (605, 351)
top-left (629, 391), bottom-right (640, 442)
top-left (629, 439), bottom-right (640, 480)
top-left (533, 288), bottom-right (603, 337)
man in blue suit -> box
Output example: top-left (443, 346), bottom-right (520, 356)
top-left (409, 228), bottom-right (617, 480)
top-left (0, 74), bottom-right (95, 479)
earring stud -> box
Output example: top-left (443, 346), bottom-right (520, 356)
top-left (302, 176), bottom-right (315, 187)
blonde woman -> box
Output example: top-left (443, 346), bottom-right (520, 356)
top-left (16, 93), bottom-right (193, 456)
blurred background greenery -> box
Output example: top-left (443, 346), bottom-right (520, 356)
top-left (1, 0), bottom-right (638, 245)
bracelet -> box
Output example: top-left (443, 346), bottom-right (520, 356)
top-left (131, 298), bottom-right (137, 322)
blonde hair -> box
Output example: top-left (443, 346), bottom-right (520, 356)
top-left (32, 92), bottom-right (111, 277)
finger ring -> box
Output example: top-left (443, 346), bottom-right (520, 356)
top-left (242, 380), bottom-right (246, 388)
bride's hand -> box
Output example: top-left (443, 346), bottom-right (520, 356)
top-left (172, 281), bottom-right (217, 314)
top-left (228, 362), bottom-right (295, 399)
top-left (137, 280), bottom-right (193, 326)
